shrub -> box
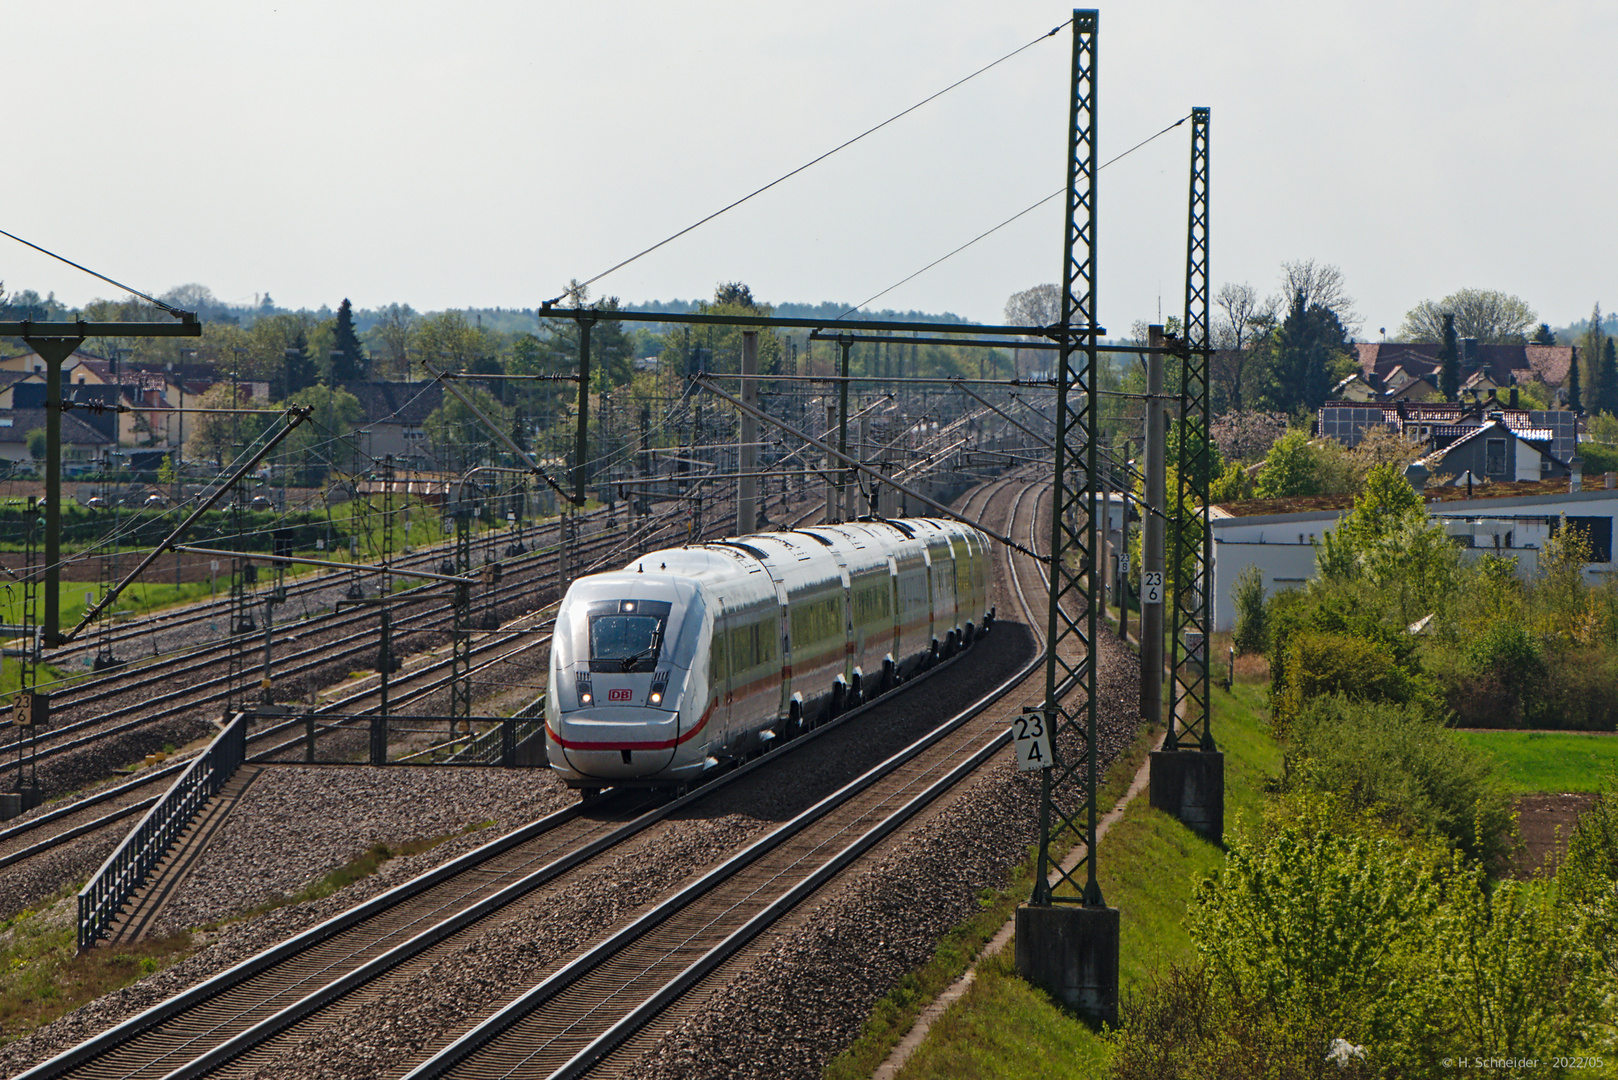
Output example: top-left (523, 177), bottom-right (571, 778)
top-left (1458, 621), bottom-right (1546, 725)
top-left (1231, 566), bottom-right (1267, 657)
top-left (1273, 630), bottom-right (1435, 735)
top-left (1284, 695), bottom-right (1514, 866)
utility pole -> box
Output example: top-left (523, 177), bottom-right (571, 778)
top-left (738, 331), bottom-right (758, 535)
top-left (1152, 106), bottom-right (1223, 843)
top-left (837, 335), bottom-right (851, 522)
top-left (1142, 325), bottom-right (1166, 729)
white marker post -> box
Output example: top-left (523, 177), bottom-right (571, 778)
top-left (1143, 570), bottom-right (1163, 606)
top-left (1013, 707), bottom-right (1054, 771)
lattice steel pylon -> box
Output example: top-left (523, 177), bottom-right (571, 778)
top-left (1031, 9), bottom-right (1103, 910)
top-left (1167, 107), bottom-right (1213, 752)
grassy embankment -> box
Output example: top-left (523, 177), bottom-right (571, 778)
top-left (824, 662), bottom-right (1280, 1080)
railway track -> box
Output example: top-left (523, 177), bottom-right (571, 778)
top-left (11, 473), bottom-right (1045, 1080)
top-left (0, 492), bottom-right (831, 910)
top-left (0, 489), bottom-right (784, 777)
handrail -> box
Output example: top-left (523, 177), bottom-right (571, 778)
top-left (76, 712), bottom-right (249, 951)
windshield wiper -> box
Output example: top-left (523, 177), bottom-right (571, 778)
top-left (620, 634), bottom-right (661, 672)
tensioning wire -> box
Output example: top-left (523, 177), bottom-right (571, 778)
top-left (0, 227), bottom-right (192, 319)
top-left (552, 18), bottom-right (1073, 304)
top-left (837, 113), bottom-right (1190, 318)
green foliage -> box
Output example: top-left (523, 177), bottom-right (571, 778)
top-left (1273, 630), bottom-right (1435, 734)
top-left (1208, 458), bottom-right (1252, 503)
top-left (329, 298), bottom-right (367, 382)
top-left (1464, 621), bottom-right (1546, 723)
top-left (1399, 288), bottom-right (1538, 345)
top-left (1232, 566), bottom-right (1267, 656)
top-left (1115, 813), bottom-right (1614, 1076)
top-left (24, 427), bottom-right (45, 460)
top-left (1187, 824), bottom-right (1446, 1072)
top-left (156, 453), bottom-right (175, 485)
top-left (1284, 695), bottom-right (1513, 865)
top-left (1253, 428), bottom-right (1320, 498)
top-left (422, 383), bottom-right (510, 472)
top-left (1261, 288), bottom-right (1355, 414)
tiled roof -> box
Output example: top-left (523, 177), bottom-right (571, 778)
top-left (339, 381), bottom-right (445, 425)
top-left (0, 407), bottom-right (113, 446)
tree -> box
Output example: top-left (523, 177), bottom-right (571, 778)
top-left (1438, 312), bottom-right (1460, 400)
top-left (1581, 303), bottom-right (1605, 412)
top-left (413, 311), bottom-right (496, 374)
top-left (1003, 284), bottom-right (1060, 329)
top-left (366, 303), bottom-right (417, 381)
top-left (283, 383), bottom-right (366, 478)
top-left (25, 427), bottom-right (45, 461)
top-left (1253, 428), bottom-right (1321, 498)
top-left (1211, 282), bottom-right (1276, 412)
top-left (1262, 288), bottom-right (1352, 414)
top-left (1398, 289), bottom-right (1538, 344)
top-left (186, 383), bottom-right (271, 466)
top-left (1279, 259), bottom-right (1358, 335)
top-left (1602, 337), bottom-right (1618, 416)
top-left (1532, 322), bottom-right (1557, 346)
top-left (329, 298), bottom-right (367, 383)
top-left (1570, 340), bottom-right (1583, 411)
top-left (422, 384), bottom-right (511, 473)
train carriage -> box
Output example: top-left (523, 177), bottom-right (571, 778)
top-left (544, 518), bottom-right (992, 790)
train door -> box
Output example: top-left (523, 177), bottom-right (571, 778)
top-left (920, 545), bottom-right (935, 653)
top-left (708, 600), bottom-right (732, 750)
top-left (773, 578), bottom-right (791, 719)
top-left (887, 554), bottom-right (901, 676)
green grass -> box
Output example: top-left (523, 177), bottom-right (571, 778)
top-left (881, 676), bottom-right (1282, 1080)
top-left (1452, 729), bottom-right (1618, 793)
top-left (0, 888), bottom-right (193, 1048)
top-left (228, 820), bottom-right (495, 922)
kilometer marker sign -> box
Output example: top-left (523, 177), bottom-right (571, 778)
top-left (1013, 707), bottom-right (1054, 771)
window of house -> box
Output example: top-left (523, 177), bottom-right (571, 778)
top-left (1486, 439), bottom-right (1507, 475)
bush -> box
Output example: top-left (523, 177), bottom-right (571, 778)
top-left (1113, 815), bottom-right (1611, 1077)
top-left (1284, 695), bottom-right (1514, 866)
top-left (1457, 621), bottom-right (1546, 725)
top-left (1231, 566), bottom-right (1267, 656)
top-left (1273, 630), bottom-right (1434, 735)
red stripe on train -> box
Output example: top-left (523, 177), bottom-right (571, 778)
top-left (546, 698), bottom-right (716, 751)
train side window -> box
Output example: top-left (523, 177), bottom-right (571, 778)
top-left (710, 627), bottom-right (728, 682)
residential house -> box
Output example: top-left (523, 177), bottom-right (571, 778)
top-left (339, 381), bottom-right (446, 468)
top-left (1318, 400), bottom-right (1580, 463)
top-left (0, 407), bottom-right (114, 468)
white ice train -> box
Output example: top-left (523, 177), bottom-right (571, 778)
top-left (544, 518), bottom-right (994, 791)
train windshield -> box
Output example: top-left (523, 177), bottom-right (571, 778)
top-left (587, 599), bottom-right (672, 672)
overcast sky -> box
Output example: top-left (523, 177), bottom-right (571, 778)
top-left (6, 1), bottom-right (1615, 337)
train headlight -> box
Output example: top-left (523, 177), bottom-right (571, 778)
top-left (649, 691), bottom-right (662, 705)
top-left (580, 692), bottom-right (593, 705)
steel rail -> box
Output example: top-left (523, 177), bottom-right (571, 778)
top-left (17, 541), bottom-right (990, 1080)
top-left (408, 475), bottom-right (1048, 1079)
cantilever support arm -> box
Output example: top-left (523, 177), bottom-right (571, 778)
top-left (423, 362), bottom-right (577, 504)
top-left (60, 405), bottom-right (312, 646)
top-left (953, 380), bottom-right (1055, 450)
top-left (694, 375), bottom-right (1037, 558)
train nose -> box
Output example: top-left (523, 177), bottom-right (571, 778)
top-left (551, 706), bottom-right (682, 778)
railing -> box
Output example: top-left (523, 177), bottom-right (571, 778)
top-left (77, 711), bottom-right (248, 951)
top-left (450, 695), bottom-right (545, 765)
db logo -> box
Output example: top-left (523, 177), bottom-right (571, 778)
top-left (607, 689), bottom-right (633, 702)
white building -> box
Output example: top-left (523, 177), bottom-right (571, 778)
top-left (1209, 481), bottom-right (1618, 631)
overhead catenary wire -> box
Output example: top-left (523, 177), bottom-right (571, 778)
top-left (551, 18), bottom-right (1074, 303)
top-left (839, 113), bottom-right (1191, 318)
